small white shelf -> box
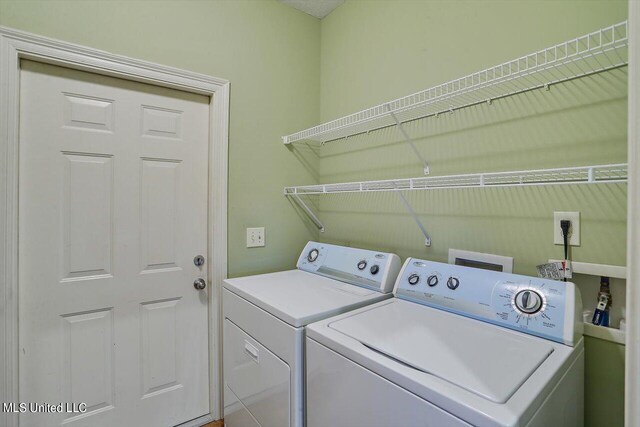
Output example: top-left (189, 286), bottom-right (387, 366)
top-left (583, 322), bottom-right (626, 345)
top-left (283, 21), bottom-right (628, 145)
top-left (284, 164), bottom-right (627, 195)
top-left (548, 259), bottom-right (626, 280)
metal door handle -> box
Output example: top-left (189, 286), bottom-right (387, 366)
top-left (194, 278), bottom-right (206, 290)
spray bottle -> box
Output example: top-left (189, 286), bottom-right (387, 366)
top-left (591, 276), bottom-right (611, 327)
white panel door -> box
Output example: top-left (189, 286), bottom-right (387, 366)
top-left (18, 60), bottom-right (210, 427)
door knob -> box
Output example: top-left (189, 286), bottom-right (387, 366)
top-left (194, 278), bottom-right (207, 290)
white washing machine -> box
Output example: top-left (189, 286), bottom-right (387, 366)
top-left (223, 241), bottom-right (401, 427)
top-left (306, 258), bottom-right (584, 427)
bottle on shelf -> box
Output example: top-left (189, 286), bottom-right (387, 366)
top-left (591, 276), bottom-right (612, 327)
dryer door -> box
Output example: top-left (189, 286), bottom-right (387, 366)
top-left (224, 319), bottom-right (290, 427)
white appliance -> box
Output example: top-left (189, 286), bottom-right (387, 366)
top-left (223, 241), bottom-right (401, 427)
top-left (306, 258), bottom-right (584, 427)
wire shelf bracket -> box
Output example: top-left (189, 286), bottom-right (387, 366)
top-left (386, 104), bottom-right (430, 175)
top-left (394, 188), bottom-right (432, 247)
top-left (291, 194), bottom-right (325, 233)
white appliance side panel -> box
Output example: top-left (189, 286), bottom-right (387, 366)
top-left (306, 338), bottom-right (470, 427)
top-left (224, 320), bottom-right (290, 427)
top-left (526, 347), bottom-right (584, 427)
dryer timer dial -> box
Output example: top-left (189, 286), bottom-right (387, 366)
top-left (514, 289), bottom-right (543, 315)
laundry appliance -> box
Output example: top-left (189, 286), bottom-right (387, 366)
top-left (223, 241), bottom-right (401, 427)
top-left (306, 258), bottom-right (583, 427)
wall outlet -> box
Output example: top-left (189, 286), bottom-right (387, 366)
top-left (554, 212), bottom-right (580, 246)
top-left (246, 227), bottom-right (265, 248)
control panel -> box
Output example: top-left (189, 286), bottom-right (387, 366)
top-left (395, 258), bottom-right (582, 346)
top-left (297, 242), bottom-right (401, 293)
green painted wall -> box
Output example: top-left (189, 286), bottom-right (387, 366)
top-left (0, 0), bottom-right (628, 425)
top-left (585, 336), bottom-right (626, 427)
top-left (315, 1), bottom-right (627, 426)
top-left (0, 0), bottom-right (321, 277)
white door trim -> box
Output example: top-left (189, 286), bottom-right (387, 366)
top-left (0, 26), bottom-right (229, 426)
top-left (627, 2), bottom-right (640, 426)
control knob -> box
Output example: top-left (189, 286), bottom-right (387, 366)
top-left (447, 277), bottom-right (460, 290)
top-left (357, 260), bottom-right (367, 270)
top-left (370, 265), bottom-right (380, 275)
top-left (514, 290), bottom-right (543, 314)
top-left (427, 275), bottom-right (439, 287)
top-left (307, 248), bottom-right (319, 262)
top-left (407, 274), bottom-right (420, 285)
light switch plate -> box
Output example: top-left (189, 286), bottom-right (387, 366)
top-left (554, 212), bottom-right (580, 246)
top-left (246, 227), bottom-right (265, 248)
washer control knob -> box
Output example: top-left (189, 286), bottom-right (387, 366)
top-left (357, 260), bottom-right (367, 270)
top-left (307, 248), bottom-right (319, 263)
top-left (408, 274), bottom-right (420, 285)
top-left (426, 275), bottom-right (439, 287)
top-left (370, 265), bottom-right (380, 275)
top-left (447, 277), bottom-right (460, 290)
top-left (514, 290), bottom-right (543, 314)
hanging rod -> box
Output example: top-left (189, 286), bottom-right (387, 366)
top-left (282, 21), bottom-right (628, 145)
top-left (284, 164), bottom-right (628, 195)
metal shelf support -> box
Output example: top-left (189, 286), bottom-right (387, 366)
top-left (291, 194), bottom-right (325, 233)
top-left (394, 189), bottom-right (432, 247)
top-left (386, 105), bottom-right (430, 175)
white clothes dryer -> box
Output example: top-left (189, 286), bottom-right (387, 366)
top-left (223, 241), bottom-right (401, 427)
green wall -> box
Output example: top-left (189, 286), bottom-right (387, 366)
top-left (0, 1), bottom-right (628, 425)
top-left (0, 0), bottom-right (321, 277)
top-left (315, 1), bottom-right (627, 426)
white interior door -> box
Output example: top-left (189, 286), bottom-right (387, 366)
top-left (18, 60), bottom-right (210, 427)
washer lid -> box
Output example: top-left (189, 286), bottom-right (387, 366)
top-left (223, 270), bottom-right (385, 327)
top-left (328, 299), bottom-right (554, 403)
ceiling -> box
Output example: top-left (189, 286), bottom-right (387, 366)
top-left (278, 0), bottom-right (345, 19)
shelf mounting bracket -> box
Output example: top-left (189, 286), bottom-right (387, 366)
top-left (394, 188), bottom-right (431, 247)
top-left (291, 194), bottom-right (325, 233)
top-left (385, 104), bottom-right (430, 175)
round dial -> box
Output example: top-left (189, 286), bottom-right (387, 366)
top-left (446, 277), bottom-right (460, 290)
top-left (357, 260), bottom-right (367, 270)
top-left (307, 248), bottom-right (319, 263)
top-left (407, 274), bottom-right (420, 285)
top-left (426, 275), bottom-right (439, 287)
top-left (514, 290), bottom-right (543, 314)
top-left (369, 265), bottom-right (380, 275)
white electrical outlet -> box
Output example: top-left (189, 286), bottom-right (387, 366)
top-left (553, 211), bottom-right (580, 246)
top-left (246, 227), bottom-right (265, 248)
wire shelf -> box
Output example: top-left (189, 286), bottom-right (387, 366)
top-left (282, 21), bottom-right (628, 145)
top-left (284, 164), bottom-right (628, 195)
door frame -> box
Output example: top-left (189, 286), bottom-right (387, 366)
top-left (0, 26), bottom-right (229, 426)
top-left (627, 2), bottom-right (640, 426)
